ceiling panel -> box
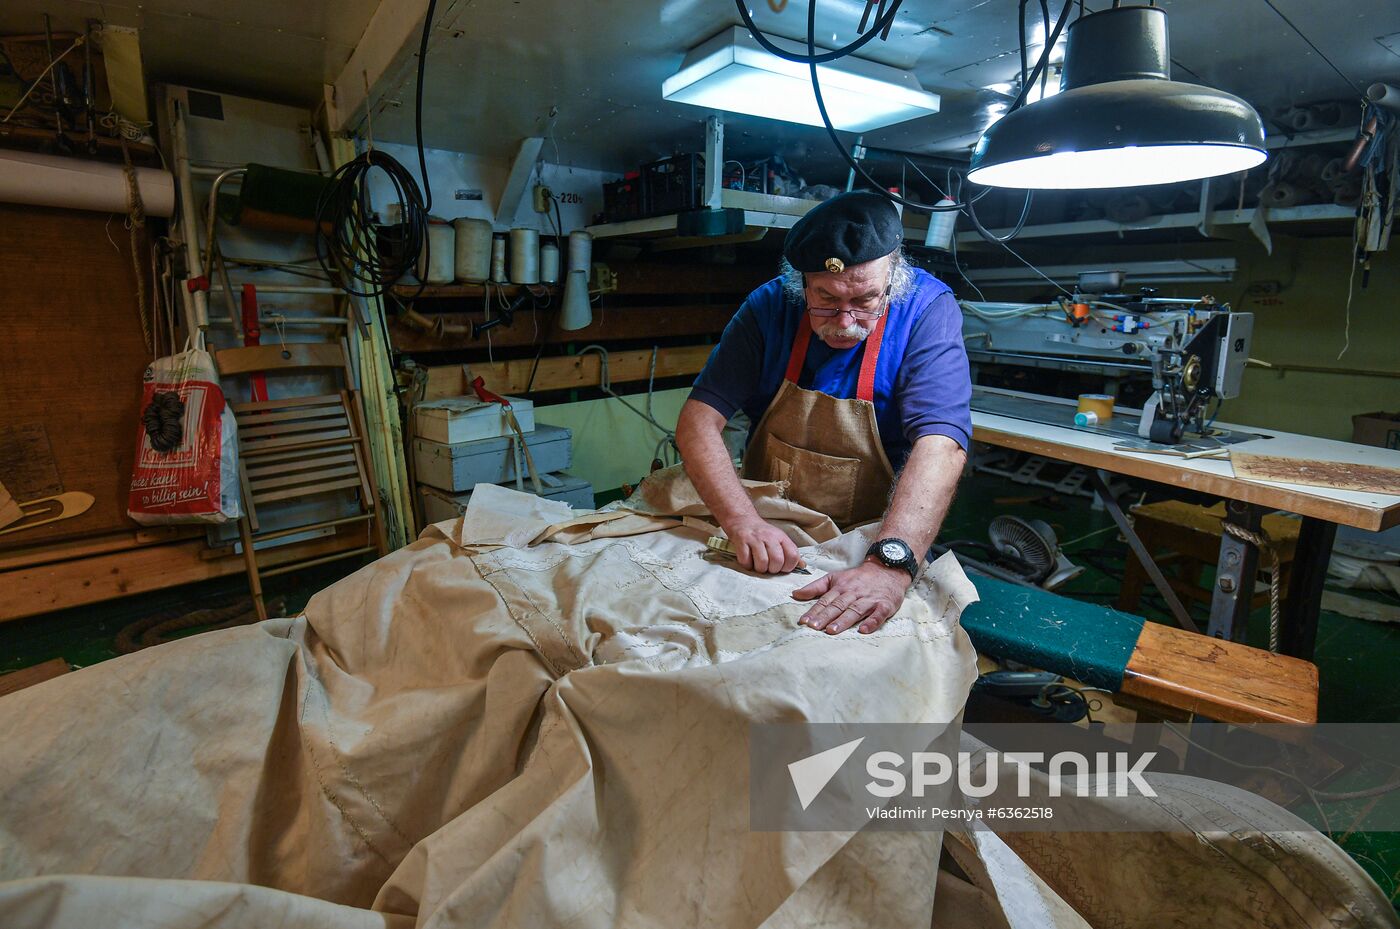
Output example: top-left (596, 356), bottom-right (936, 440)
top-left (0, 0), bottom-right (379, 105)
top-left (7, 0), bottom-right (1399, 182)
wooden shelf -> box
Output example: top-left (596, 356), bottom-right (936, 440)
top-left (585, 189), bottom-right (819, 241)
top-left (949, 203), bottom-right (1356, 246)
top-left (393, 282), bottom-right (560, 300)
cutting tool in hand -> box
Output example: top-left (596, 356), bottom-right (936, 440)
top-left (705, 536), bottom-right (811, 574)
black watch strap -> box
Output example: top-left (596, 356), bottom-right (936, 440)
top-left (867, 538), bottom-right (919, 581)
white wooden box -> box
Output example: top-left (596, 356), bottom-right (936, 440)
top-left (420, 472), bottom-right (595, 523)
top-left (414, 425), bottom-right (573, 492)
top-left (415, 396), bottom-right (536, 444)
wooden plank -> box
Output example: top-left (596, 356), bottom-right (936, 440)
top-left (609, 262), bottom-right (771, 295)
top-left (0, 658), bottom-right (70, 698)
top-left (245, 451), bottom-right (358, 478)
top-left (394, 282), bottom-right (560, 300)
top-left (0, 526), bottom-right (198, 572)
top-left (250, 464), bottom-right (361, 492)
top-left (972, 423), bottom-right (1398, 531)
top-left (214, 343), bottom-right (348, 377)
top-left (0, 528), bottom-right (372, 623)
top-left (423, 344), bottom-right (714, 399)
top-left (231, 393), bottom-right (344, 414)
top-left (1121, 621), bottom-right (1319, 724)
top-left (238, 415), bottom-right (351, 440)
top-left (256, 476), bottom-right (363, 504)
top-left (1232, 451), bottom-right (1400, 495)
top-left (0, 478), bottom-right (21, 530)
top-left (227, 403), bottom-right (346, 425)
top-left (241, 426), bottom-right (353, 452)
top-left (388, 304), bottom-right (735, 353)
top-left (0, 204), bottom-right (152, 549)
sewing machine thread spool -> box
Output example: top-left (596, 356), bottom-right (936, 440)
top-left (1077, 394), bottom-right (1115, 423)
top-left (1074, 411), bottom-right (1099, 427)
top-left (508, 227), bottom-right (540, 284)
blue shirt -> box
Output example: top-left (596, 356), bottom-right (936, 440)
top-left (690, 268), bottom-right (972, 470)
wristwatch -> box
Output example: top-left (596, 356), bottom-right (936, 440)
top-left (866, 538), bottom-right (919, 582)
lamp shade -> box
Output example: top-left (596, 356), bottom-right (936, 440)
top-left (968, 6), bottom-right (1266, 189)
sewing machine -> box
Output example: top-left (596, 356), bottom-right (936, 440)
top-left (962, 270), bottom-right (1254, 447)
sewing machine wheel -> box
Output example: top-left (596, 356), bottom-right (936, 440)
top-left (1182, 354), bottom-right (1202, 392)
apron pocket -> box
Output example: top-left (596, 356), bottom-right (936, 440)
top-left (765, 436), bottom-right (862, 526)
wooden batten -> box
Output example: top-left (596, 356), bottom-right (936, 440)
top-left (423, 344), bottom-right (714, 400)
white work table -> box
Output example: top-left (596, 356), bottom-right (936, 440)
top-left (968, 386), bottom-right (1400, 658)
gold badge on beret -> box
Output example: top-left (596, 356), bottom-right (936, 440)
top-left (824, 257), bottom-right (845, 273)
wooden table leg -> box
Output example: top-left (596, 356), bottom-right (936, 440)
top-left (1277, 517), bottom-right (1337, 660)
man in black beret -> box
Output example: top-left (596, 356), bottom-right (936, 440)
top-left (676, 190), bottom-right (971, 636)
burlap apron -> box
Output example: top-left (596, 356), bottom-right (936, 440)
top-left (741, 314), bottom-right (896, 528)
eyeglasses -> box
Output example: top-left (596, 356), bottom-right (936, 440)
top-left (805, 270), bottom-right (893, 320)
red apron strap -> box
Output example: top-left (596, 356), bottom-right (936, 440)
top-left (856, 313), bottom-right (888, 403)
top-left (783, 323), bottom-right (814, 385)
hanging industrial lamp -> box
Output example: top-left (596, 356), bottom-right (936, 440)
top-left (968, 4), bottom-right (1266, 189)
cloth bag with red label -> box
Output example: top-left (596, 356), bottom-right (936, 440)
top-left (127, 346), bottom-right (241, 524)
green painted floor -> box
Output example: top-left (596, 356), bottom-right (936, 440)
top-left (2, 471), bottom-right (1398, 905)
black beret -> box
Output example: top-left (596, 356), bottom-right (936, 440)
top-left (783, 191), bottom-right (902, 274)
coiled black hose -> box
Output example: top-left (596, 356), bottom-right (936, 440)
top-left (314, 149), bottom-right (429, 299)
top-left (142, 390), bottom-right (185, 453)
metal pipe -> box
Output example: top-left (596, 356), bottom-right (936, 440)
top-left (1089, 469), bottom-right (1200, 634)
top-left (202, 167), bottom-right (246, 274)
top-left (1367, 82), bottom-right (1400, 116)
top-left (171, 101), bottom-right (209, 337)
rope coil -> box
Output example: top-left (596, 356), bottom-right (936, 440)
top-left (1221, 521), bottom-right (1281, 653)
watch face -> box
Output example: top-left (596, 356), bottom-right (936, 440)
top-left (881, 541), bottom-right (906, 562)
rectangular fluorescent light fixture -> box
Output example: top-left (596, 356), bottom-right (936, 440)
top-left (662, 27), bottom-right (940, 132)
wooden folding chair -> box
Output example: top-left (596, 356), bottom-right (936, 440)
top-left (213, 340), bottom-right (389, 620)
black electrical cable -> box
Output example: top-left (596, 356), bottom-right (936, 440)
top-left (787, 0), bottom-right (1074, 214)
top-left (733, 0), bottom-right (906, 64)
top-left (314, 0), bottom-right (439, 299)
top-left (415, 0), bottom-right (438, 211)
top-left (1038, 0), bottom-right (1051, 99)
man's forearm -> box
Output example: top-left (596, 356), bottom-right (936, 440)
top-left (675, 400), bottom-right (761, 530)
top-left (875, 434), bottom-right (966, 559)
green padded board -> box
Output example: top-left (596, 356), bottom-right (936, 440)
top-left (960, 575), bottom-right (1146, 691)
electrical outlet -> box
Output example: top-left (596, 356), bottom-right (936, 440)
top-left (533, 184), bottom-right (552, 213)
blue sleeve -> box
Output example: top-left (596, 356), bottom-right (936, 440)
top-left (689, 292), bottom-right (767, 419)
top-left (896, 291), bottom-right (972, 450)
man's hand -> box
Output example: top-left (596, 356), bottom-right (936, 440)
top-left (726, 516), bottom-right (801, 574)
top-left (793, 561), bottom-right (911, 635)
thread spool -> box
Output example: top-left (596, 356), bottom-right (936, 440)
top-left (1320, 157), bottom-right (1348, 188)
top-left (568, 230), bottom-right (593, 278)
top-left (452, 217), bottom-right (492, 282)
top-left (490, 234), bottom-right (506, 282)
top-left (508, 228), bottom-right (540, 285)
top-left (922, 198), bottom-right (958, 251)
top-left (1262, 182), bottom-right (1301, 209)
top-left (1074, 411), bottom-right (1099, 427)
top-left (539, 241), bottom-right (560, 284)
top-left (1077, 393), bottom-right (1114, 422)
top-left (416, 219), bottom-right (455, 285)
